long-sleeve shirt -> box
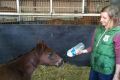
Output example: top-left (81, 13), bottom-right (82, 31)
top-left (114, 32), bottom-right (120, 64)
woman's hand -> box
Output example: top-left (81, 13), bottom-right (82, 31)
top-left (76, 50), bottom-right (82, 55)
top-left (76, 49), bottom-right (88, 55)
top-left (113, 64), bottom-right (120, 80)
top-left (113, 74), bottom-right (119, 80)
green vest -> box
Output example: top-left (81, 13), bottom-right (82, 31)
top-left (91, 26), bottom-right (120, 74)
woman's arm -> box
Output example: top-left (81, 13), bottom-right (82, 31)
top-left (113, 64), bottom-right (120, 80)
top-left (76, 29), bottom-right (96, 55)
top-left (113, 32), bottom-right (120, 80)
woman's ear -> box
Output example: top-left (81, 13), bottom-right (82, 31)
top-left (109, 19), bottom-right (115, 28)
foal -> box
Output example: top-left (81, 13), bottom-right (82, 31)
top-left (0, 42), bottom-right (63, 80)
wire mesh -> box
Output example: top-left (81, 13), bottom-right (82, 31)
top-left (0, 0), bottom-right (110, 24)
top-left (0, 0), bottom-right (16, 12)
top-left (86, 0), bottom-right (110, 13)
top-left (53, 0), bottom-right (82, 13)
top-left (20, 0), bottom-right (50, 13)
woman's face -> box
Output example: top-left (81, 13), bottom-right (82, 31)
top-left (100, 12), bottom-right (112, 29)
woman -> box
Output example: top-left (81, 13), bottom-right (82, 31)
top-left (77, 5), bottom-right (120, 80)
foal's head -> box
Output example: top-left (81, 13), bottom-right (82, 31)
top-left (34, 42), bottom-right (63, 67)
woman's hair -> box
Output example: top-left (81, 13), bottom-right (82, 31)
top-left (101, 5), bottom-right (120, 23)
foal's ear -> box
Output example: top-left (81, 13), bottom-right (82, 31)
top-left (37, 40), bottom-right (44, 45)
top-left (36, 40), bottom-right (47, 52)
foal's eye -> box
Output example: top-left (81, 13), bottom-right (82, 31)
top-left (48, 53), bottom-right (53, 57)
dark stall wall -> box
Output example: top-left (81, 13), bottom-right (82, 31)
top-left (0, 24), bottom-right (95, 66)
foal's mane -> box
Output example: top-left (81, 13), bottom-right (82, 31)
top-left (6, 42), bottom-right (49, 64)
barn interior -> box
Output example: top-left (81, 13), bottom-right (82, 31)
top-left (0, 0), bottom-right (119, 79)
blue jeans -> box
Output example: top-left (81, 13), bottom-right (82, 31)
top-left (89, 69), bottom-right (114, 80)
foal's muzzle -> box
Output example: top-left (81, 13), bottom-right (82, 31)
top-left (55, 59), bottom-right (64, 67)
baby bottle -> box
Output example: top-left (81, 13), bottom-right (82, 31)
top-left (67, 42), bottom-right (85, 57)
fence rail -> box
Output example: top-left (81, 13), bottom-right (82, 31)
top-left (0, 0), bottom-right (110, 24)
